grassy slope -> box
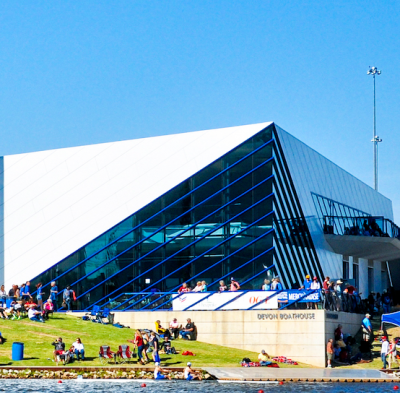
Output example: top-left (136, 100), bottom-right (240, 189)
top-left (0, 314), bottom-right (310, 368)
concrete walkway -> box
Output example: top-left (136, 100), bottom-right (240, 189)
top-left (205, 367), bottom-right (399, 382)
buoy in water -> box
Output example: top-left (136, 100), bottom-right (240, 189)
top-left (58, 380), bottom-right (62, 383)
top-left (394, 386), bottom-right (399, 390)
top-left (279, 381), bottom-right (284, 385)
top-left (141, 383), bottom-right (146, 387)
top-left (258, 390), bottom-right (264, 393)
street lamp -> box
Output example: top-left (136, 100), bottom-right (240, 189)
top-left (367, 66), bottom-right (382, 191)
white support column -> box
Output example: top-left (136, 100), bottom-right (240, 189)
top-left (373, 260), bottom-right (382, 295)
top-left (358, 258), bottom-right (368, 299)
top-left (349, 256), bottom-right (354, 279)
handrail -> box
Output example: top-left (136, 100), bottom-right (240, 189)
top-left (30, 137), bottom-right (274, 296)
top-left (279, 289), bottom-right (319, 310)
top-left (183, 292), bottom-right (215, 311)
top-left (246, 289), bottom-right (283, 310)
top-left (323, 214), bottom-right (400, 238)
top-left (214, 290), bottom-right (250, 311)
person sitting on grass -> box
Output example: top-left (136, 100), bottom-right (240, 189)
top-left (71, 337), bottom-right (85, 361)
top-left (52, 337), bottom-right (66, 365)
top-left (24, 298), bottom-right (37, 311)
top-left (160, 335), bottom-right (178, 355)
top-left (0, 332), bottom-right (6, 344)
top-left (180, 318), bottom-right (196, 340)
top-left (184, 362), bottom-right (202, 380)
top-left (258, 349), bottom-right (272, 366)
top-left (169, 318), bottom-right (181, 339)
top-left (28, 304), bottom-right (44, 323)
top-left (0, 305), bottom-right (9, 319)
top-left (153, 362), bottom-right (171, 380)
top-left (43, 299), bottom-right (54, 320)
top-left (155, 320), bottom-right (171, 339)
top-left (10, 300), bottom-right (23, 320)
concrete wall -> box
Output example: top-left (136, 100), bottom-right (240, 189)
top-left (107, 310), bottom-right (363, 367)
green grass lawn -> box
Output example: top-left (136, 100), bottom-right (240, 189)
top-left (0, 314), bottom-right (310, 368)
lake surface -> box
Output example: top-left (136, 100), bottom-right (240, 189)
top-left (0, 380), bottom-right (398, 392)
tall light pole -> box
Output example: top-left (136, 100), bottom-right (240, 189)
top-left (367, 66), bottom-right (382, 191)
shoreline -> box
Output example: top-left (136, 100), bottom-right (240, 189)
top-left (0, 366), bottom-right (398, 383)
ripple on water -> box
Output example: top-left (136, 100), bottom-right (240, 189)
top-left (0, 380), bottom-right (398, 393)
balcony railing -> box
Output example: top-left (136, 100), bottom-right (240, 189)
top-left (323, 215), bottom-right (400, 239)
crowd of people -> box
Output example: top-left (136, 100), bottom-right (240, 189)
top-left (178, 277), bottom-right (241, 293)
top-left (294, 274), bottom-right (394, 314)
top-left (326, 313), bottom-right (399, 369)
top-left (0, 281), bottom-right (79, 321)
top-left (125, 318), bottom-right (201, 380)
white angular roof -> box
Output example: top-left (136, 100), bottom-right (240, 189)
top-left (2, 122), bottom-right (272, 287)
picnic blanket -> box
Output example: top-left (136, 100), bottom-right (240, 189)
top-left (272, 356), bottom-right (298, 365)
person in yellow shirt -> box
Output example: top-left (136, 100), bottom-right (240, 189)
top-left (258, 349), bottom-right (272, 366)
top-left (155, 320), bottom-right (171, 339)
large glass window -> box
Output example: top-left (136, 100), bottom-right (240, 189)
top-left (31, 125), bottom-right (277, 309)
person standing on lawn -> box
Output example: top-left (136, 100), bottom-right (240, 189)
top-left (327, 338), bottom-right (334, 368)
top-left (381, 336), bottom-right (389, 369)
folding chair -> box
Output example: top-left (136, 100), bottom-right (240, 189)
top-left (99, 345), bottom-right (117, 364)
top-left (117, 345), bottom-right (136, 364)
top-left (88, 305), bottom-right (101, 321)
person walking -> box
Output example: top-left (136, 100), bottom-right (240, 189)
top-left (381, 336), bottom-right (389, 369)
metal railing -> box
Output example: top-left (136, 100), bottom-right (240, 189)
top-left (323, 215), bottom-right (400, 239)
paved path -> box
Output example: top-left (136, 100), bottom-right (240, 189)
top-left (205, 367), bottom-right (399, 382)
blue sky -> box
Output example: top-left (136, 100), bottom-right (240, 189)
top-left (1, 1), bottom-right (400, 218)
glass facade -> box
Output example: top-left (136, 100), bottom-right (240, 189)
top-left (30, 124), bottom-right (321, 310)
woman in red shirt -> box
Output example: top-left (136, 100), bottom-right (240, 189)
top-left (128, 330), bottom-right (146, 365)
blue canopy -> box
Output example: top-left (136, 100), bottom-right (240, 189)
top-left (382, 311), bottom-right (400, 328)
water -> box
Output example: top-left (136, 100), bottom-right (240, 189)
top-left (0, 380), bottom-right (398, 393)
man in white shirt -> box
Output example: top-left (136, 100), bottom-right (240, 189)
top-left (28, 305), bottom-right (44, 323)
top-left (381, 336), bottom-right (389, 369)
top-left (169, 318), bottom-right (181, 339)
